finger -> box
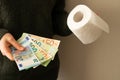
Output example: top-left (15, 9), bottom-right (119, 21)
top-left (1, 45), bottom-right (14, 61)
top-left (5, 52), bottom-right (14, 61)
top-left (7, 35), bottom-right (25, 51)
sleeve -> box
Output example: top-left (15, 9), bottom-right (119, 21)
top-left (52, 0), bottom-right (72, 36)
top-left (0, 2), bottom-right (9, 39)
top-left (0, 29), bottom-right (8, 39)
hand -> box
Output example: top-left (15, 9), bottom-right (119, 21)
top-left (0, 33), bottom-right (25, 61)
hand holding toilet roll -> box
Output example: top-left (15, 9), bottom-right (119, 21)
top-left (67, 5), bottom-right (109, 44)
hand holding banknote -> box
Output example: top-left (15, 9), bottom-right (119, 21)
top-left (11, 33), bottom-right (60, 71)
top-left (0, 33), bottom-right (25, 60)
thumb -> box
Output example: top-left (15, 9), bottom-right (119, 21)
top-left (6, 33), bottom-right (25, 51)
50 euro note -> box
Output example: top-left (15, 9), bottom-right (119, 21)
top-left (25, 33), bottom-right (60, 49)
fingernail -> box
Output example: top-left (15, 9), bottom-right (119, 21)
top-left (20, 47), bottom-right (25, 50)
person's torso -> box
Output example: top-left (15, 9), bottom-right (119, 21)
top-left (1, 0), bottom-right (56, 39)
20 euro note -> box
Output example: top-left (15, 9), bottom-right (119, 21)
top-left (12, 45), bottom-right (41, 71)
top-left (30, 39), bottom-right (57, 67)
top-left (30, 42), bottom-right (52, 64)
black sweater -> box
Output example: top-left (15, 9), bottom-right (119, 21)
top-left (0, 0), bottom-right (71, 80)
top-left (0, 0), bottom-right (71, 39)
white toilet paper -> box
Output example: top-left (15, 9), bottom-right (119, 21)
top-left (67, 5), bottom-right (109, 44)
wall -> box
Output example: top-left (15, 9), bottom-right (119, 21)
top-left (56, 0), bottom-right (120, 80)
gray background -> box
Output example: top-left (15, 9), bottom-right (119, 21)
top-left (57, 0), bottom-right (120, 80)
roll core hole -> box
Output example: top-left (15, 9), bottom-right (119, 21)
top-left (73, 12), bottom-right (83, 22)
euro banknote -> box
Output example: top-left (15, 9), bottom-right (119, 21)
top-left (20, 33), bottom-right (60, 66)
top-left (23, 33), bottom-right (60, 66)
top-left (23, 33), bottom-right (59, 60)
top-left (12, 33), bottom-right (60, 70)
top-left (12, 38), bottom-right (40, 71)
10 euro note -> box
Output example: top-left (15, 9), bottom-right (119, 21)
top-left (12, 34), bottom-right (41, 71)
top-left (12, 45), bottom-right (40, 71)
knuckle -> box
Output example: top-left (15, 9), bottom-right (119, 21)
top-left (7, 37), bottom-right (14, 42)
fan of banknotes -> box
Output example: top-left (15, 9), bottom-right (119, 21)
top-left (11, 33), bottom-right (60, 71)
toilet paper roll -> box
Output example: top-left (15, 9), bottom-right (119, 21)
top-left (67, 5), bottom-right (109, 44)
